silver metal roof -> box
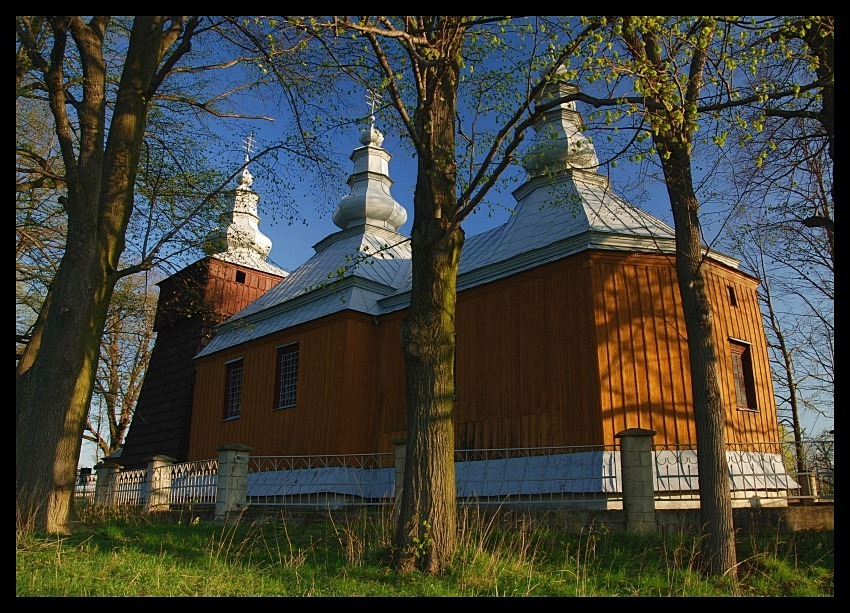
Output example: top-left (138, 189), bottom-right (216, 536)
top-left (196, 82), bottom-right (740, 359)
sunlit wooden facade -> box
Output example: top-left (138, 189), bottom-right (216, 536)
top-left (186, 248), bottom-right (778, 461)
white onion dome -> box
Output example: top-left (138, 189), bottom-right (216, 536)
top-left (523, 67), bottom-right (600, 176)
top-left (332, 123), bottom-right (407, 232)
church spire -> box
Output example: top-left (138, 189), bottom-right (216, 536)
top-left (332, 90), bottom-right (408, 232)
top-left (205, 132), bottom-right (278, 268)
top-left (522, 66), bottom-right (600, 176)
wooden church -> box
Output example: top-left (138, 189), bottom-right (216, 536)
top-left (119, 78), bottom-right (780, 472)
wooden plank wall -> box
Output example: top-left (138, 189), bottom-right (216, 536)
top-left (451, 255), bottom-right (602, 450)
top-left (204, 259), bottom-right (285, 321)
top-left (121, 258), bottom-right (285, 468)
top-left (187, 312), bottom-right (385, 460)
top-left (187, 250), bottom-right (778, 461)
top-left (705, 263), bottom-right (779, 446)
top-left (589, 251), bottom-right (778, 448)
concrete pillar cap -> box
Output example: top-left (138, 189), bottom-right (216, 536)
top-left (216, 443), bottom-right (252, 452)
top-left (615, 428), bottom-right (657, 438)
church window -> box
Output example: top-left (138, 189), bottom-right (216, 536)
top-left (730, 339), bottom-right (757, 411)
top-left (275, 343), bottom-right (299, 409)
top-left (224, 358), bottom-right (243, 420)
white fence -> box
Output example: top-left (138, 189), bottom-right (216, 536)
top-left (76, 439), bottom-right (833, 511)
top-left (170, 459), bottom-right (218, 505)
top-left (247, 454), bottom-right (393, 506)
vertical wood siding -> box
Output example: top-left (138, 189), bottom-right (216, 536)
top-left (120, 257), bottom-right (285, 468)
top-left (453, 255), bottom-right (602, 450)
top-left (187, 250), bottom-right (778, 461)
top-left (188, 313), bottom-right (383, 460)
top-left (590, 251), bottom-right (778, 447)
top-left (705, 267), bottom-right (780, 447)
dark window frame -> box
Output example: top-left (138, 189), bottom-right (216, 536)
top-left (727, 285), bottom-right (738, 307)
top-left (224, 358), bottom-right (244, 420)
top-left (730, 339), bottom-right (757, 412)
top-left (274, 343), bottom-right (300, 410)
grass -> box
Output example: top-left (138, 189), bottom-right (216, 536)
top-left (16, 504), bottom-right (834, 597)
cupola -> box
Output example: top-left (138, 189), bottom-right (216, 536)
top-left (332, 116), bottom-right (407, 232)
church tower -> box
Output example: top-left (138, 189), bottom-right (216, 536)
top-left (117, 137), bottom-right (287, 469)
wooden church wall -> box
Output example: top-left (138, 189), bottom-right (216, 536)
top-left (188, 311), bottom-right (385, 460)
top-left (119, 257), bottom-right (286, 469)
top-left (204, 259), bottom-right (283, 321)
top-left (373, 309), bottom-right (407, 448)
top-left (590, 252), bottom-right (695, 447)
top-left (705, 263), bottom-right (779, 448)
top-left (589, 251), bottom-right (778, 449)
top-left (155, 259), bottom-right (282, 332)
top-left (187, 251), bottom-right (778, 462)
top-left (450, 254), bottom-right (603, 451)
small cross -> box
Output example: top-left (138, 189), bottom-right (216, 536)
top-left (242, 131), bottom-right (256, 163)
top-left (365, 90), bottom-right (381, 127)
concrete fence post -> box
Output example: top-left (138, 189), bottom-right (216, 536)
top-left (799, 469), bottom-right (819, 501)
top-left (145, 455), bottom-right (177, 513)
top-left (616, 428), bottom-right (657, 534)
top-left (94, 461), bottom-right (122, 506)
top-left (215, 444), bottom-right (251, 523)
top-left (392, 440), bottom-right (406, 499)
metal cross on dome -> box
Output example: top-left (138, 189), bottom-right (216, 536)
top-left (365, 90), bottom-right (381, 128)
top-left (242, 131), bottom-right (256, 164)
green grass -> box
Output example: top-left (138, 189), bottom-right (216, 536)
top-left (16, 505), bottom-right (833, 597)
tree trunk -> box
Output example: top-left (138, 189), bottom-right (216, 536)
top-left (393, 24), bottom-right (464, 572)
top-left (395, 217), bottom-right (463, 574)
top-left (16, 16), bottom-right (173, 534)
top-left (662, 143), bottom-right (738, 582)
top-left (16, 245), bottom-right (113, 533)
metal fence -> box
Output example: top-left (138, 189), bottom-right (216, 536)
top-left (248, 453), bottom-right (394, 507)
top-left (75, 472), bottom-right (96, 503)
top-left (111, 467), bottom-right (147, 506)
top-left (169, 459), bottom-right (218, 505)
top-left (653, 442), bottom-right (798, 505)
top-left (75, 439), bottom-right (833, 510)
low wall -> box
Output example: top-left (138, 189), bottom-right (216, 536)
top-left (450, 502), bottom-right (834, 536)
top-left (91, 436), bottom-right (832, 537)
top-left (159, 501), bottom-right (833, 538)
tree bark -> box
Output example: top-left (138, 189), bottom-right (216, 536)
top-left (16, 16), bottom-right (178, 534)
top-left (661, 141), bottom-right (738, 582)
top-left (395, 217), bottom-right (463, 574)
top-left (393, 19), bottom-right (464, 573)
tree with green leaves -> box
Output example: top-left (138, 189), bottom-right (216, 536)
top-left (16, 16), bottom-right (199, 534)
top-left (15, 15), bottom-right (295, 535)
top-left (247, 16), bottom-right (605, 574)
top-left (572, 15), bottom-right (833, 581)
top-left (719, 15), bottom-right (833, 493)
